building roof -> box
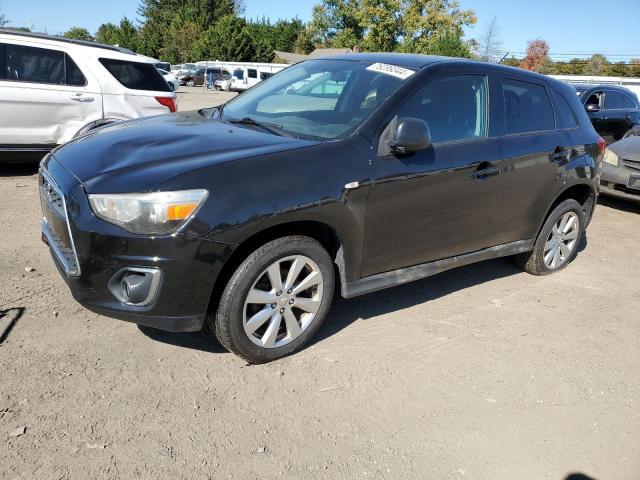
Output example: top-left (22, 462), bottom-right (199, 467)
top-left (308, 48), bottom-right (353, 58)
top-left (274, 47), bottom-right (354, 64)
top-left (273, 51), bottom-right (308, 64)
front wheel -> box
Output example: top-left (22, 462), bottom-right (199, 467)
top-left (211, 236), bottom-right (335, 364)
top-left (515, 198), bottom-right (585, 275)
top-left (187, 79), bottom-right (195, 87)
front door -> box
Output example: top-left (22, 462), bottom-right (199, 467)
top-left (362, 72), bottom-right (502, 277)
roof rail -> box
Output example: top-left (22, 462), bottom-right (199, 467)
top-left (0, 29), bottom-right (135, 55)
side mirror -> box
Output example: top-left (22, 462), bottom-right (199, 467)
top-left (389, 117), bottom-right (431, 154)
top-left (586, 104), bottom-right (600, 112)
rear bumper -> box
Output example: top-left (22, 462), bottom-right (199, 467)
top-left (40, 156), bottom-right (236, 332)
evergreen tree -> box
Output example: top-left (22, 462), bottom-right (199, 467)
top-left (194, 15), bottom-right (255, 62)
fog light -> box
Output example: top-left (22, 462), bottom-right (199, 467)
top-left (108, 267), bottom-right (162, 307)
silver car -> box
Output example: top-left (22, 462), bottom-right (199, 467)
top-left (600, 130), bottom-right (640, 203)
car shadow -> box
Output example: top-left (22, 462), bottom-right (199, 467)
top-left (598, 195), bottom-right (640, 214)
top-left (0, 162), bottom-right (39, 177)
top-left (139, 256), bottom-right (524, 355)
top-left (0, 307), bottom-right (25, 344)
top-left (564, 474), bottom-right (597, 480)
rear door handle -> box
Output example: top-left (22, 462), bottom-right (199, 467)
top-left (472, 162), bottom-right (499, 180)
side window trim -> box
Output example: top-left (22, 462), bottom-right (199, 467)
top-left (63, 53), bottom-right (88, 87)
top-left (501, 76), bottom-right (557, 135)
top-left (391, 72), bottom-right (491, 147)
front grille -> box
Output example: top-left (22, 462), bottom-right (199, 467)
top-left (622, 158), bottom-right (640, 171)
top-left (40, 168), bottom-right (81, 277)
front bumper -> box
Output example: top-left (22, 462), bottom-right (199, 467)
top-left (600, 162), bottom-right (640, 203)
top-left (39, 156), bottom-right (235, 332)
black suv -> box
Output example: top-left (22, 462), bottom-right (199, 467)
top-left (575, 84), bottom-right (640, 144)
top-left (39, 54), bottom-right (603, 363)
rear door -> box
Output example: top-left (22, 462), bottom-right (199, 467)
top-left (487, 76), bottom-right (570, 244)
top-left (0, 41), bottom-right (102, 147)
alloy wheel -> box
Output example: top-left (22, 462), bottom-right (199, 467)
top-left (243, 255), bottom-right (324, 349)
top-left (543, 211), bottom-right (580, 269)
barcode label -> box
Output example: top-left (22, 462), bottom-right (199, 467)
top-left (366, 63), bottom-right (415, 80)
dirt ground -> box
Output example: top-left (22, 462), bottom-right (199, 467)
top-left (1, 87), bottom-right (639, 480)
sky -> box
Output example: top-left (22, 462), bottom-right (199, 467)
top-left (2, 0), bottom-right (640, 60)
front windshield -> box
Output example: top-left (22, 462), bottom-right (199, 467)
top-left (221, 59), bottom-right (413, 140)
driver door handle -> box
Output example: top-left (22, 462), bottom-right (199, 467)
top-left (71, 94), bottom-right (94, 103)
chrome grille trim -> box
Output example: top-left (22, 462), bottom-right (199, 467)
top-left (40, 168), bottom-right (81, 277)
top-left (622, 158), bottom-right (640, 171)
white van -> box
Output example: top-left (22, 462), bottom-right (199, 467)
top-left (0, 30), bottom-right (177, 162)
top-left (230, 63), bottom-right (288, 92)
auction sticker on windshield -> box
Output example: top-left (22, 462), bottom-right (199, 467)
top-left (366, 63), bottom-right (415, 80)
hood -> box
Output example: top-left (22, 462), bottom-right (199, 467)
top-left (609, 136), bottom-right (640, 162)
top-left (51, 111), bottom-right (316, 193)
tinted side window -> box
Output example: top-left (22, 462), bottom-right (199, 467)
top-left (234, 69), bottom-right (244, 80)
top-left (398, 74), bottom-right (489, 143)
top-left (5, 43), bottom-right (65, 84)
top-left (248, 69), bottom-right (257, 79)
top-left (65, 54), bottom-right (86, 86)
top-left (604, 91), bottom-right (636, 109)
top-left (0, 43), bottom-right (5, 79)
top-left (99, 58), bottom-right (170, 92)
top-left (260, 72), bottom-right (272, 80)
top-left (503, 78), bottom-right (554, 134)
top-left (553, 90), bottom-right (578, 130)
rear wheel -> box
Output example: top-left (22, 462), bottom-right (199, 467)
top-left (515, 199), bottom-right (585, 275)
top-left (187, 79), bottom-right (195, 87)
top-left (211, 236), bottom-right (335, 364)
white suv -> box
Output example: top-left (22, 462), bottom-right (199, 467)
top-left (0, 30), bottom-right (177, 162)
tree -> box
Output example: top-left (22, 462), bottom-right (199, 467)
top-left (427, 27), bottom-right (471, 58)
top-left (194, 15), bottom-right (255, 61)
top-left (293, 28), bottom-right (315, 54)
top-left (585, 54), bottom-right (608, 76)
top-left (137, 0), bottom-right (240, 59)
top-left (95, 18), bottom-right (138, 51)
top-left (477, 16), bottom-right (502, 62)
top-left (63, 27), bottom-right (92, 41)
top-left (399, 0), bottom-right (476, 54)
top-left (520, 39), bottom-right (549, 72)
top-left (309, 0), bottom-right (475, 54)
top-left (0, 1), bottom-right (8, 27)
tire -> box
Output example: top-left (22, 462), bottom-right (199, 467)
top-left (187, 80), bottom-right (195, 87)
top-left (211, 236), bottom-right (335, 364)
top-left (515, 199), bottom-right (585, 275)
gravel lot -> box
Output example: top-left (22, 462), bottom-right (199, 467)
top-left (1, 87), bottom-right (639, 480)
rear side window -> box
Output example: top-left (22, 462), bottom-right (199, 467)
top-left (248, 69), bottom-right (257, 79)
top-left (553, 90), bottom-right (578, 130)
top-left (99, 58), bottom-right (170, 92)
top-left (398, 74), bottom-right (489, 143)
top-left (260, 72), bottom-right (273, 80)
top-left (502, 78), bottom-right (555, 134)
top-left (604, 91), bottom-right (637, 109)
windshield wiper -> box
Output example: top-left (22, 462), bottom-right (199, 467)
top-left (228, 117), bottom-right (288, 137)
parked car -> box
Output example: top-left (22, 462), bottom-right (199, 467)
top-left (157, 68), bottom-right (179, 91)
top-left (574, 84), bottom-right (640, 144)
top-left (600, 135), bottom-right (640, 203)
top-left (39, 54), bottom-right (603, 363)
top-left (179, 67), bottom-right (205, 87)
top-left (230, 63), bottom-right (287, 91)
top-left (0, 30), bottom-right (177, 162)
top-left (154, 61), bottom-right (171, 72)
top-left (203, 68), bottom-right (230, 90)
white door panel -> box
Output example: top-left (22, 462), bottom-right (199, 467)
top-left (0, 82), bottom-right (103, 145)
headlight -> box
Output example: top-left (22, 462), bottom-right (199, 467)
top-left (603, 148), bottom-right (619, 166)
top-left (88, 189), bottom-right (208, 235)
